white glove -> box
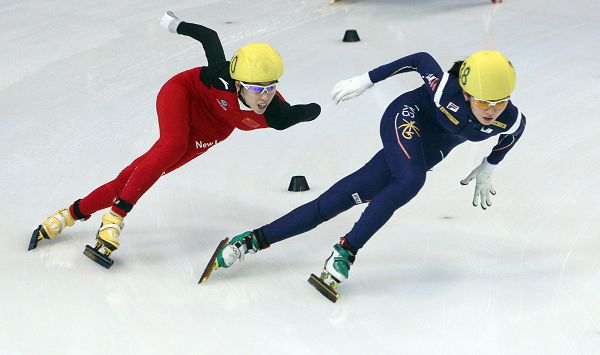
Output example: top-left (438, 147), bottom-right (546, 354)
top-left (330, 73), bottom-right (374, 104)
top-left (460, 158), bottom-right (497, 210)
top-left (161, 11), bottom-right (181, 34)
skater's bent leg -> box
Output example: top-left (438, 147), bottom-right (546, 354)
top-left (343, 92), bottom-right (429, 250)
top-left (116, 140), bottom-right (188, 206)
top-left (110, 81), bottom-right (193, 217)
top-left (75, 81), bottom-right (193, 218)
top-left (75, 151), bottom-right (153, 218)
top-left (260, 192), bottom-right (353, 245)
top-left (344, 173), bottom-right (425, 249)
top-left (261, 150), bottom-right (390, 245)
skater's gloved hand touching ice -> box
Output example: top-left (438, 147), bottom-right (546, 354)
top-left (330, 73), bottom-right (373, 104)
top-left (460, 157), bottom-right (497, 210)
top-left (161, 11), bottom-right (181, 33)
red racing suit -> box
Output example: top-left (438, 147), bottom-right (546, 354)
top-left (70, 21), bottom-right (321, 219)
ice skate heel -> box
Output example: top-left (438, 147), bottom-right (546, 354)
top-left (198, 238), bottom-right (229, 284)
top-left (83, 212), bottom-right (123, 269)
top-left (84, 242), bottom-right (114, 269)
top-left (308, 271), bottom-right (340, 303)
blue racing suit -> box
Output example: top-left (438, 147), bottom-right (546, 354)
top-left (260, 52), bottom-right (526, 250)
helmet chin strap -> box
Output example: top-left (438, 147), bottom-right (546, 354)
top-left (237, 88), bottom-right (251, 108)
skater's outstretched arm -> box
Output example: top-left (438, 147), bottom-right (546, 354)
top-left (460, 105), bottom-right (526, 210)
top-left (161, 11), bottom-right (226, 66)
top-left (176, 22), bottom-right (226, 66)
top-left (487, 107), bottom-right (526, 165)
top-left (368, 52), bottom-right (443, 85)
top-left (264, 94), bottom-right (321, 130)
top-left (160, 11), bottom-right (321, 128)
top-left (331, 52), bottom-right (444, 104)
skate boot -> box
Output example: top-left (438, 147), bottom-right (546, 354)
top-left (216, 231), bottom-right (260, 268)
top-left (83, 212), bottom-right (124, 269)
top-left (29, 209), bottom-right (76, 250)
top-left (199, 229), bottom-right (268, 284)
top-left (308, 241), bottom-right (356, 303)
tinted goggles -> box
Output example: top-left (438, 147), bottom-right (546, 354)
top-left (471, 97), bottom-right (510, 110)
top-left (240, 82), bottom-right (278, 95)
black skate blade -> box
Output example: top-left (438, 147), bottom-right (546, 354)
top-left (84, 245), bottom-right (114, 269)
top-left (198, 238), bottom-right (229, 284)
top-left (28, 225), bottom-right (43, 251)
top-left (308, 273), bottom-right (339, 303)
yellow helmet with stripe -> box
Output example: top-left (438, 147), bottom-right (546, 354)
top-left (459, 50), bottom-right (516, 101)
top-left (229, 43), bottom-right (283, 83)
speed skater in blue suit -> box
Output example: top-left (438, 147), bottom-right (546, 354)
top-left (208, 50), bottom-right (526, 298)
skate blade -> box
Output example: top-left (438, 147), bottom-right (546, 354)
top-left (198, 238), bottom-right (229, 284)
top-left (308, 273), bottom-right (340, 303)
top-left (84, 245), bottom-right (114, 269)
top-left (28, 225), bottom-right (43, 251)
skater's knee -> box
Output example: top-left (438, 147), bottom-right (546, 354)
top-left (391, 172), bottom-right (425, 190)
top-left (315, 191), bottom-right (355, 221)
top-left (387, 174), bottom-right (426, 207)
top-left (410, 173), bottom-right (426, 190)
top-left (156, 137), bottom-right (189, 161)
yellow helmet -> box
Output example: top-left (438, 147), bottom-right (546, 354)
top-left (459, 50), bottom-right (516, 101)
top-left (229, 43), bottom-right (284, 83)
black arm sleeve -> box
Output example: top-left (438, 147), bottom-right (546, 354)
top-left (264, 96), bottom-right (321, 130)
top-left (176, 22), bottom-right (226, 65)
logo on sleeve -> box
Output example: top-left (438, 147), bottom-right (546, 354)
top-left (217, 99), bottom-right (228, 111)
top-left (242, 117), bottom-right (260, 128)
top-left (446, 101), bottom-right (460, 112)
top-left (425, 74), bottom-right (439, 91)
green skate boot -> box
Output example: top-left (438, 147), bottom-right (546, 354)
top-left (216, 231), bottom-right (260, 268)
top-left (308, 239), bottom-right (356, 303)
top-left (199, 229), bottom-right (268, 284)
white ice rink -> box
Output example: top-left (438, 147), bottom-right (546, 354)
top-left (2, 0), bottom-right (600, 354)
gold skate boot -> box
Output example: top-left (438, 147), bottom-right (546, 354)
top-left (83, 212), bottom-right (124, 269)
top-left (29, 209), bottom-right (76, 250)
